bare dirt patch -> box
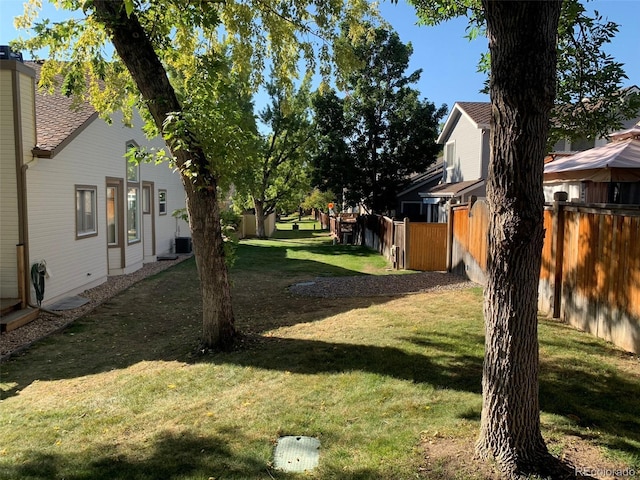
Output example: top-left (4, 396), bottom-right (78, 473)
top-left (419, 435), bottom-right (631, 480)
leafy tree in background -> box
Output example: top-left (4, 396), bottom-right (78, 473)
top-left (310, 90), bottom-right (351, 206)
top-left (409, 0), bottom-right (638, 146)
top-left (234, 78), bottom-right (314, 238)
top-left (301, 188), bottom-right (338, 214)
top-left (552, 0), bottom-right (640, 146)
top-left (14, 0), bottom-right (377, 349)
top-left (311, 27), bottom-right (447, 215)
top-left (404, 0), bottom-right (635, 477)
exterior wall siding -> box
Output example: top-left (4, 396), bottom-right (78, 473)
top-left (1, 64), bottom-right (36, 300)
top-left (142, 162), bottom-right (188, 254)
top-left (543, 181), bottom-right (583, 203)
top-left (0, 69), bottom-right (20, 298)
top-left (26, 110), bottom-right (188, 305)
top-left (444, 114), bottom-right (484, 183)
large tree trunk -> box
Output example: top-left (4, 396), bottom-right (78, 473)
top-left (253, 199), bottom-right (267, 238)
top-left (93, 0), bottom-right (235, 349)
top-left (476, 1), bottom-right (561, 478)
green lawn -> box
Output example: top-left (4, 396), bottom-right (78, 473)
top-left (0, 227), bottom-right (638, 479)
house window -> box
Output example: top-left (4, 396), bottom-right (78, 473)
top-left (444, 141), bottom-right (456, 182)
top-left (127, 186), bottom-right (140, 243)
top-left (106, 185), bottom-right (118, 245)
top-left (143, 185), bottom-right (151, 214)
top-left (76, 185), bottom-right (98, 238)
top-left (159, 190), bottom-right (167, 215)
top-left (126, 142), bottom-right (139, 182)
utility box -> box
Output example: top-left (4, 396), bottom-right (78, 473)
top-left (175, 237), bottom-right (192, 254)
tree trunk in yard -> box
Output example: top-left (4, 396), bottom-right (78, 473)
top-left (93, 0), bottom-right (235, 349)
top-left (476, 1), bottom-right (561, 478)
top-left (254, 199), bottom-right (267, 238)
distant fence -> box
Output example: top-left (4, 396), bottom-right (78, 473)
top-left (238, 212), bottom-right (276, 239)
top-left (328, 214), bottom-right (447, 271)
top-left (408, 222), bottom-right (448, 271)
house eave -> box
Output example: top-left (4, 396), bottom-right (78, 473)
top-left (32, 147), bottom-right (53, 158)
top-left (437, 102), bottom-right (491, 144)
top-left (418, 179), bottom-right (486, 199)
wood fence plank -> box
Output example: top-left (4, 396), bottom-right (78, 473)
top-left (408, 223), bottom-right (448, 271)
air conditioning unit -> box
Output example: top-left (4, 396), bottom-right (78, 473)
top-left (175, 237), bottom-right (192, 254)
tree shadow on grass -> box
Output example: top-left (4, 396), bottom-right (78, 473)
top-left (211, 335), bottom-right (484, 393)
top-left (0, 244), bottom-right (452, 399)
top-left (539, 357), bottom-right (640, 464)
top-left (0, 429), bottom-right (310, 480)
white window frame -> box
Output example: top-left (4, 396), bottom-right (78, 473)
top-left (127, 186), bottom-right (141, 244)
top-left (158, 189), bottom-right (167, 215)
top-left (444, 140), bottom-right (456, 183)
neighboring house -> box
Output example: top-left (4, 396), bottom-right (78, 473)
top-left (393, 157), bottom-right (443, 221)
top-left (1, 56), bottom-right (189, 319)
top-left (544, 126), bottom-right (640, 204)
top-left (421, 92), bottom-right (640, 219)
top-left (419, 102), bottom-right (490, 222)
top-left (544, 85), bottom-right (640, 203)
top-left (549, 86), bottom-right (640, 155)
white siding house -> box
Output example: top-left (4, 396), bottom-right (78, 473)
top-left (419, 102), bottom-right (490, 222)
top-left (0, 58), bottom-right (189, 317)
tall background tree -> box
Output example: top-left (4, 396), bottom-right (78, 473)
top-left (405, 0), bottom-right (635, 477)
top-left (15, 0), bottom-right (378, 350)
top-left (234, 78), bottom-right (315, 237)
top-left (311, 27), bottom-right (446, 214)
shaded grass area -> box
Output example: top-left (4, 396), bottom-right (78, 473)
top-left (0, 228), bottom-right (638, 479)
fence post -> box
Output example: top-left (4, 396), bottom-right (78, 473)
top-left (446, 202), bottom-right (454, 272)
top-left (551, 192), bottom-right (568, 318)
top-left (404, 217), bottom-right (410, 270)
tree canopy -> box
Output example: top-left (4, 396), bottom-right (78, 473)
top-left (404, 0), bottom-right (639, 146)
top-left (13, 0), bottom-right (380, 349)
top-left (311, 27), bottom-right (446, 214)
top-left (234, 77), bottom-right (315, 237)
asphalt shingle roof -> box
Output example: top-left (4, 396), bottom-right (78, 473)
top-left (456, 101), bottom-right (491, 127)
top-left (27, 61), bottom-right (97, 157)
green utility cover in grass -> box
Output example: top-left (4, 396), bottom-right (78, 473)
top-left (273, 436), bottom-right (320, 472)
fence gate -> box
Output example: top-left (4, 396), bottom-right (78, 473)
top-left (407, 222), bottom-right (448, 271)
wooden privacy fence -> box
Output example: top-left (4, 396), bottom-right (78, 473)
top-left (450, 201), bottom-right (489, 283)
top-left (541, 203), bottom-right (640, 354)
top-left (452, 199), bottom-right (640, 354)
top-left (329, 215), bottom-right (447, 271)
top-left (407, 222), bottom-right (448, 271)
top-left (325, 201), bottom-right (639, 352)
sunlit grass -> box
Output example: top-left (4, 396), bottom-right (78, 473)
top-left (0, 233), bottom-right (638, 479)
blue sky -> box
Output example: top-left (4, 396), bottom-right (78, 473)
top-left (1, 0), bottom-right (638, 111)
